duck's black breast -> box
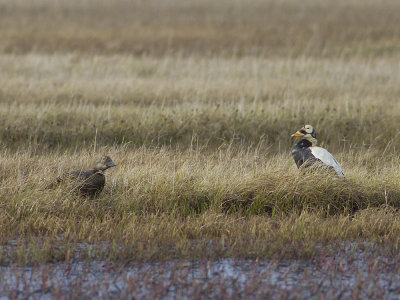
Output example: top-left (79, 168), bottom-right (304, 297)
top-left (292, 139), bottom-right (318, 169)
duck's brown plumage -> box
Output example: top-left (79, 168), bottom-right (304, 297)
top-left (49, 156), bottom-right (116, 196)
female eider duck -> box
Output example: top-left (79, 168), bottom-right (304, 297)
top-left (291, 125), bottom-right (344, 177)
top-left (47, 156), bottom-right (117, 196)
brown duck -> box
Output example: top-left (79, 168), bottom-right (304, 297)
top-left (48, 156), bottom-right (117, 196)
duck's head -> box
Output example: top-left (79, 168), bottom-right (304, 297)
top-left (94, 156), bottom-right (117, 171)
top-left (291, 125), bottom-right (317, 145)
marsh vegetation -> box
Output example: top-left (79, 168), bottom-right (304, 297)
top-left (1, 0), bottom-right (400, 298)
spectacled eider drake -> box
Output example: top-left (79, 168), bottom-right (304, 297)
top-left (291, 125), bottom-right (344, 177)
top-left (48, 156), bottom-right (117, 196)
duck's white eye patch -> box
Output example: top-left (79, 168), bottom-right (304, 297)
top-left (304, 125), bottom-right (313, 133)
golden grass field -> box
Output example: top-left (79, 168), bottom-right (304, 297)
top-left (1, 0), bottom-right (400, 268)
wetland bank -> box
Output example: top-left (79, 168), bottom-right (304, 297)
top-left (1, 0), bottom-right (400, 298)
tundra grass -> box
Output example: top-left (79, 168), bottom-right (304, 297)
top-left (1, 148), bottom-right (400, 265)
top-left (1, 54), bottom-right (400, 152)
top-left (1, 0), bottom-right (400, 268)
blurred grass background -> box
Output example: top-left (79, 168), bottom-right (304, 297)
top-left (1, 0), bottom-right (400, 57)
top-left (1, 0), bottom-right (400, 153)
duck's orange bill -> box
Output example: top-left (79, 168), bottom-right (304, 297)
top-left (291, 132), bottom-right (304, 137)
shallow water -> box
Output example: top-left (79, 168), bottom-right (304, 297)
top-left (1, 244), bottom-right (400, 299)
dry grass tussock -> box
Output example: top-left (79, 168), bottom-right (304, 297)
top-left (1, 147), bottom-right (400, 263)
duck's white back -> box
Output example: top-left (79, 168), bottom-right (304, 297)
top-left (310, 146), bottom-right (344, 177)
